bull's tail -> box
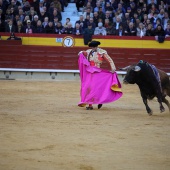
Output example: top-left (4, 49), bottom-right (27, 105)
top-left (168, 77), bottom-right (170, 97)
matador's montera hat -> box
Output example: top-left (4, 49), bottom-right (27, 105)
top-left (88, 41), bottom-right (101, 47)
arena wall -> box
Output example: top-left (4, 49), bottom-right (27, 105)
top-left (0, 33), bottom-right (170, 80)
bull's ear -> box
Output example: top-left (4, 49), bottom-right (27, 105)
top-left (133, 66), bottom-right (141, 72)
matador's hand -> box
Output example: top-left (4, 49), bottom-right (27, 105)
top-left (110, 69), bottom-right (116, 73)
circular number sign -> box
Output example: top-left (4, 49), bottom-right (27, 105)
top-left (62, 36), bottom-right (75, 47)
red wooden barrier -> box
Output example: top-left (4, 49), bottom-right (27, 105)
top-left (0, 40), bottom-right (170, 72)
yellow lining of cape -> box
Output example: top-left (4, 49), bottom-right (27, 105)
top-left (111, 84), bottom-right (122, 92)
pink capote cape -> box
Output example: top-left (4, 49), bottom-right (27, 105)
top-left (78, 53), bottom-right (123, 107)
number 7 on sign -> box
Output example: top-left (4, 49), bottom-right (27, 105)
top-left (62, 36), bottom-right (75, 47)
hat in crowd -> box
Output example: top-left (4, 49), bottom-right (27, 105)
top-left (127, 7), bottom-right (131, 10)
top-left (88, 41), bottom-right (101, 47)
top-left (98, 22), bottom-right (103, 27)
top-left (27, 20), bottom-right (31, 23)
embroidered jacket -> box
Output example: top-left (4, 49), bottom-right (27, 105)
top-left (85, 48), bottom-right (116, 72)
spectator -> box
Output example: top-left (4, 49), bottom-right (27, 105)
top-left (115, 24), bottom-right (124, 36)
top-left (35, 20), bottom-right (45, 33)
top-left (98, 6), bottom-right (105, 22)
top-left (23, 1), bottom-right (31, 13)
top-left (87, 17), bottom-right (96, 29)
top-left (150, 12), bottom-right (159, 28)
top-left (50, 8), bottom-right (62, 21)
top-left (124, 22), bottom-right (136, 36)
top-left (7, 32), bottom-right (21, 40)
top-left (104, 10), bottom-right (113, 23)
top-left (83, 7), bottom-right (93, 19)
top-left (123, 18), bottom-right (131, 30)
top-left (104, 18), bottom-right (111, 28)
top-left (94, 1), bottom-right (104, 13)
top-left (113, 16), bottom-right (123, 31)
top-left (0, 0), bottom-right (8, 14)
top-left (154, 24), bottom-right (165, 42)
top-left (8, 0), bottom-right (18, 12)
top-left (136, 7), bottom-right (143, 22)
top-left (142, 6), bottom-right (148, 15)
top-left (165, 23), bottom-right (170, 38)
top-left (28, 8), bottom-right (37, 21)
top-left (13, 14), bottom-right (20, 27)
top-left (15, 20), bottom-right (24, 33)
top-left (105, 2), bottom-right (113, 12)
top-left (162, 12), bottom-right (169, 30)
top-left (45, 21), bottom-right (55, 34)
top-left (52, 0), bottom-right (62, 12)
top-left (55, 21), bottom-right (65, 34)
top-left (131, 12), bottom-right (139, 25)
top-left (122, 12), bottom-right (130, 25)
top-left (158, 0), bottom-right (166, 10)
top-left (143, 14), bottom-right (149, 27)
top-left (38, 1), bottom-right (45, 14)
top-left (136, 22), bottom-right (146, 37)
top-left (84, 14), bottom-right (90, 29)
top-left (146, 23), bottom-right (155, 36)
top-left (23, 15), bottom-right (31, 26)
top-left (31, 0), bottom-right (39, 14)
top-left (72, 23), bottom-right (83, 35)
top-left (42, 16), bottom-right (49, 28)
top-left (64, 22), bottom-right (73, 34)
top-left (94, 22), bottom-right (107, 35)
top-left (110, 0), bottom-right (118, 10)
top-left (83, 2), bottom-right (93, 13)
top-left (126, 7), bottom-right (133, 19)
top-left (0, 8), bottom-right (5, 21)
top-left (83, 22), bottom-right (94, 45)
top-left (0, 19), bottom-right (5, 32)
top-left (106, 22), bottom-right (116, 35)
top-left (158, 8), bottom-right (165, 20)
top-left (129, 2), bottom-right (136, 15)
top-left (18, 8), bottom-right (25, 22)
top-left (5, 8), bottom-right (12, 21)
top-left (5, 19), bottom-right (15, 33)
top-left (137, 0), bottom-right (145, 9)
top-left (39, 9), bottom-right (47, 22)
top-left (31, 15), bottom-right (39, 27)
top-left (63, 17), bottom-right (70, 28)
top-left (9, 7), bottom-right (16, 21)
top-left (75, 0), bottom-right (85, 12)
top-left (115, 3), bottom-right (126, 16)
top-left (147, 0), bottom-right (158, 12)
top-left (53, 16), bottom-right (59, 27)
top-left (23, 19), bottom-right (34, 33)
top-left (93, 11), bottom-right (99, 26)
top-left (75, 15), bottom-right (85, 29)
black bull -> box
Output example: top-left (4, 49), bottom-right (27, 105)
top-left (120, 61), bottom-right (170, 115)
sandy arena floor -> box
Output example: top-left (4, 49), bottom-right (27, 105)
top-left (0, 80), bottom-right (170, 170)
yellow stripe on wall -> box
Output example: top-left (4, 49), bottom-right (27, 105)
top-left (2, 36), bottom-right (170, 49)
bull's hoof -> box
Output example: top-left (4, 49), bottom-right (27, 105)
top-left (147, 109), bottom-right (152, 115)
top-left (98, 104), bottom-right (103, 109)
top-left (148, 112), bottom-right (153, 116)
top-left (160, 107), bottom-right (165, 113)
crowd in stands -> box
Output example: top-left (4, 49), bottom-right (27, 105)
top-left (0, 0), bottom-right (170, 40)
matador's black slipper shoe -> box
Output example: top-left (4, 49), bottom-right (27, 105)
top-left (86, 106), bottom-right (93, 110)
top-left (98, 104), bottom-right (103, 109)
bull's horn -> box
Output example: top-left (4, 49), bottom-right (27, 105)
top-left (134, 66), bottom-right (141, 72)
top-left (119, 65), bottom-right (131, 71)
